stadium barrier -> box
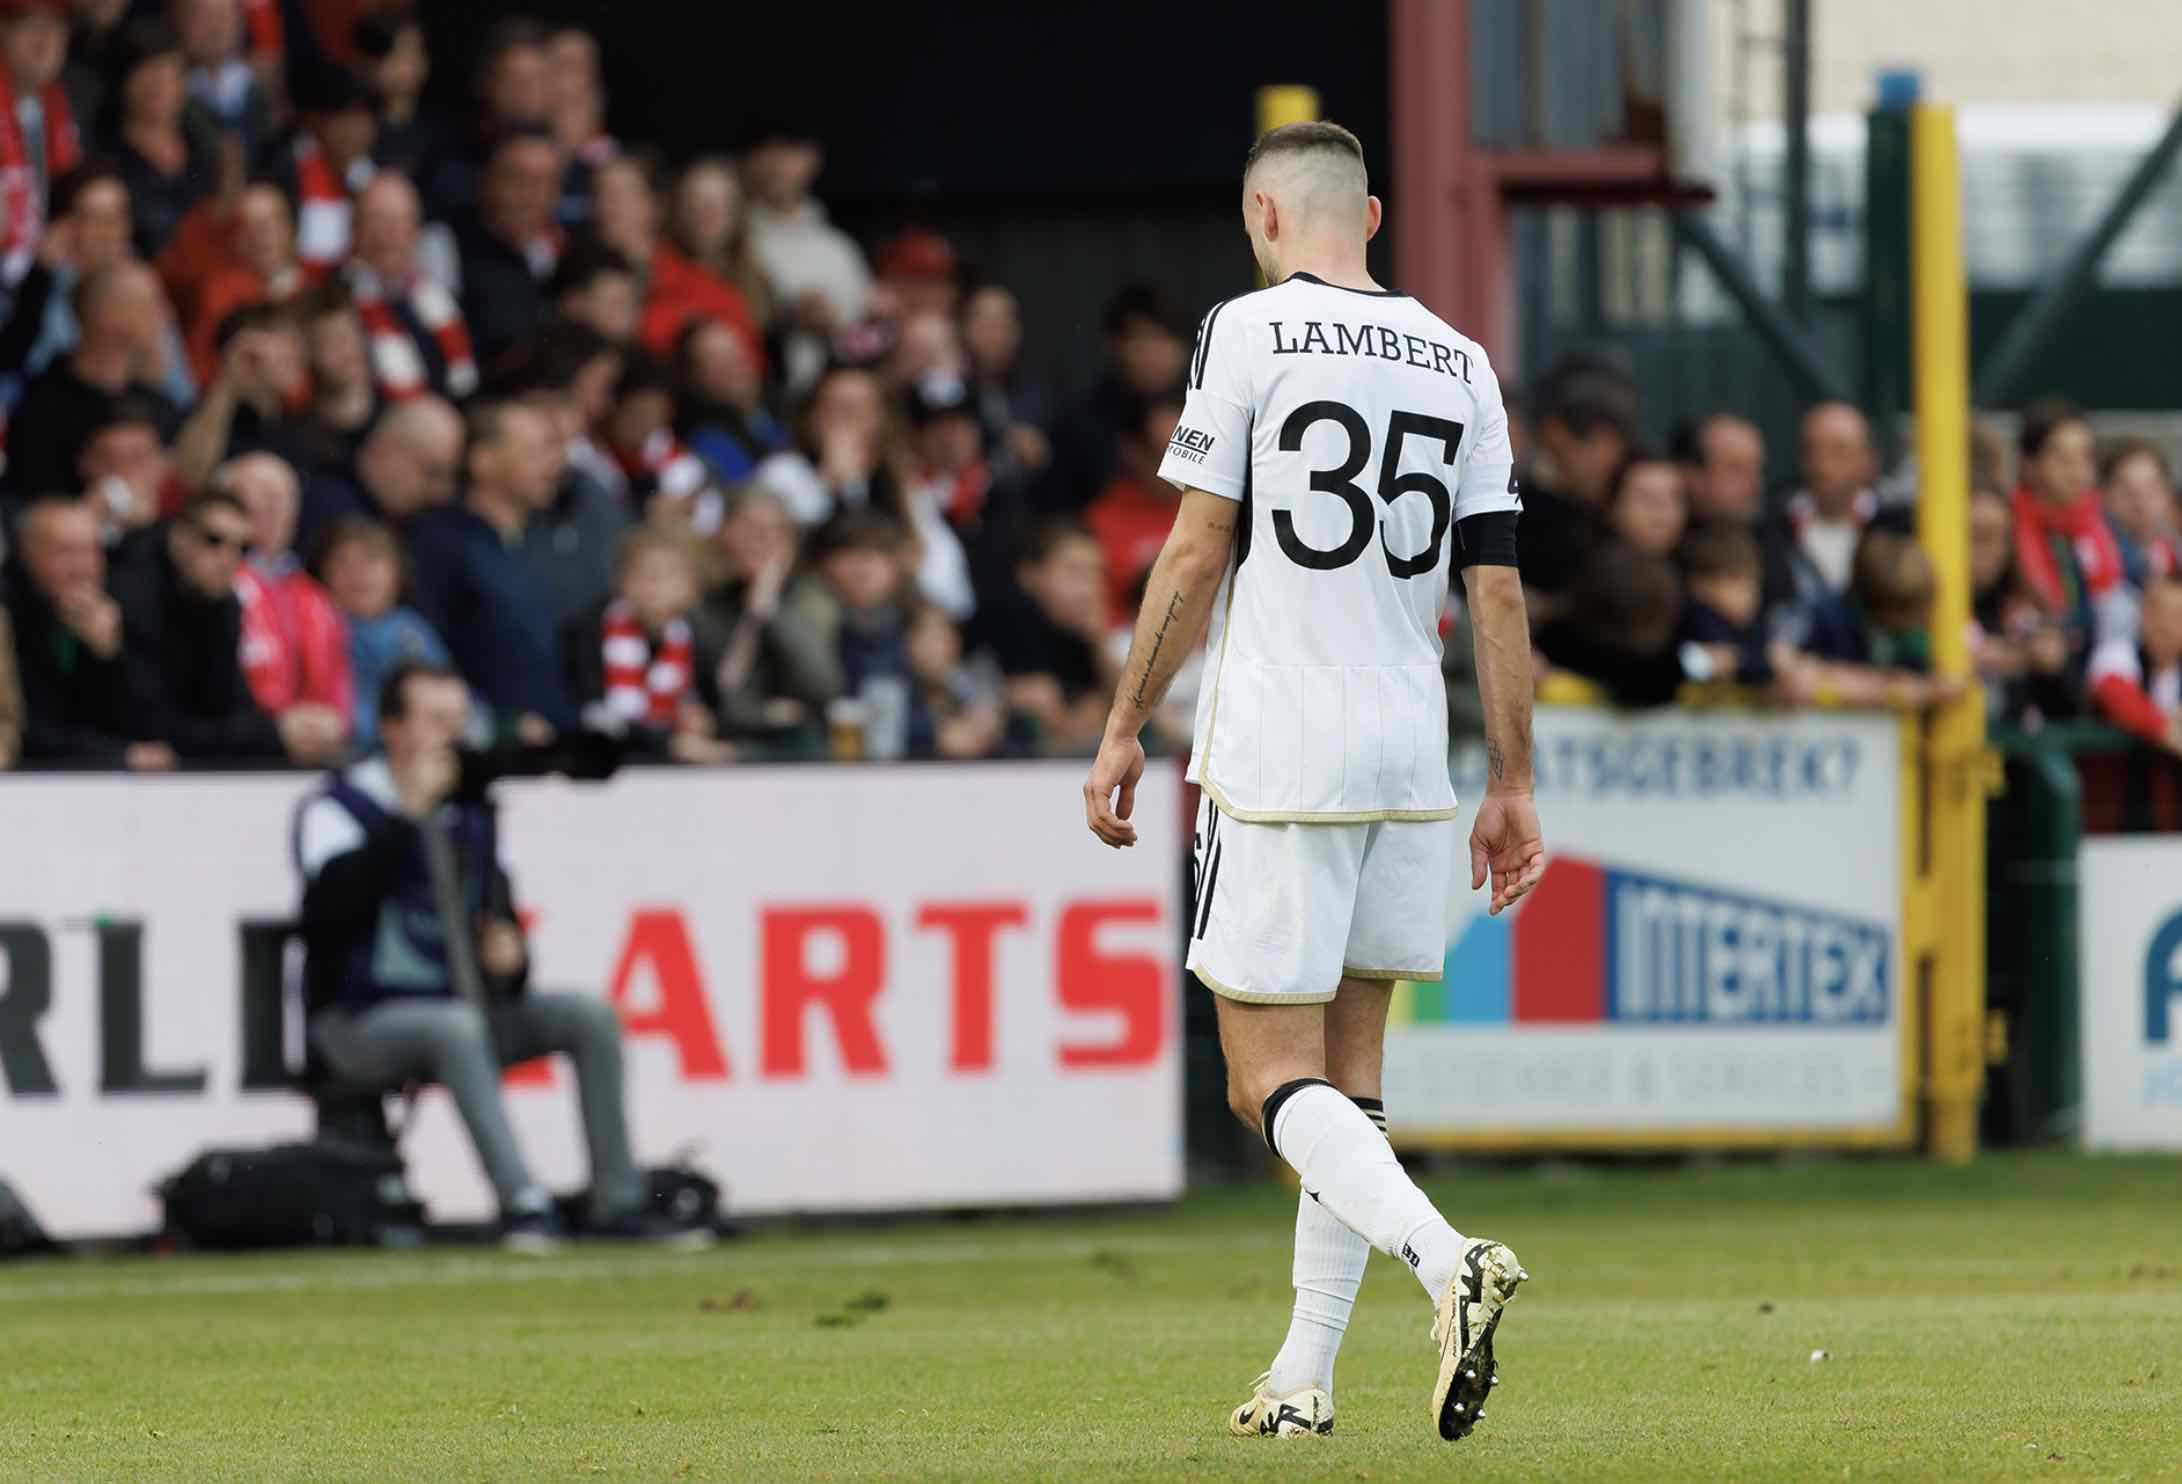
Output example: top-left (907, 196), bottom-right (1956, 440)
top-left (0, 763), bottom-right (1185, 1240)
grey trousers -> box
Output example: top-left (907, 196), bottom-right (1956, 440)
top-left (311, 993), bottom-right (646, 1221)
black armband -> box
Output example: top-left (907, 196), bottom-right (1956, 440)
top-left (1454, 510), bottom-right (1520, 569)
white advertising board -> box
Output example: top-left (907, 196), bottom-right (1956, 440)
top-left (2078, 839), bottom-right (2182, 1150)
top-left (1383, 707), bottom-right (1909, 1147)
top-left (0, 763), bottom-right (1183, 1237)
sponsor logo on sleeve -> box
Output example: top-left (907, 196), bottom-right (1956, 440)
top-left (1167, 427), bottom-right (1217, 465)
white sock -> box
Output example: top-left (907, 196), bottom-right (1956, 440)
top-left (1266, 1079), bottom-right (1465, 1301)
top-left (1266, 1096), bottom-right (1382, 1395)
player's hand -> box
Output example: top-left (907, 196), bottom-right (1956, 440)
top-left (1469, 788), bottom-right (1544, 917)
top-left (1083, 728), bottom-right (1145, 848)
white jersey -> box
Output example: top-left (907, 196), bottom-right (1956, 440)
top-left (1157, 272), bottom-right (1518, 822)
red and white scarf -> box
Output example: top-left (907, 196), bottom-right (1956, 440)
top-left (2013, 485), bottom-right (2125, 618)
top-left (349, 264), bottom-right (479, 401)
top-left (0, 72), bottom-right (80, 280)
top-left (293, 134), bottom-right (374, 275)
top-left (601, 600), bottom-right (694, 728)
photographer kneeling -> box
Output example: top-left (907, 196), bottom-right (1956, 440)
top-left (294, 660), bottom-right (703, 1250)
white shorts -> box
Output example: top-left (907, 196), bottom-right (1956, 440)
top-left (1184, 793), bottom-right (1452, 1004)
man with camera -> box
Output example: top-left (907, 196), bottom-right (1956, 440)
top-left (293, 659), bottom-right (703, 1249)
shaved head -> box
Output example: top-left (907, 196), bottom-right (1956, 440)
top-left (1241, 121), bottom-right (1378, 283)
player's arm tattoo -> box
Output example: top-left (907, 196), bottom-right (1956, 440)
top-left (1486, 738), bottom-right (1505, 782)
top-left (1131, 591), bottom-right (1187, 711)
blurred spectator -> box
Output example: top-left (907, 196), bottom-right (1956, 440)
top-left (897, 371), bottom-right (983, 621)
top-left (1768, 401), bottom-right (1908, 620)
top-left (405, 399), bottom-right (575, 736)
top-left (293, 280), bottom-right (376, 459)
top-left (743, 125), bottom-right (872, 394)
top-left (590, 154), bottom-right (760, 372)
top-left (1971, 485), bottom-right (2073, 724)
top-left (499, 321), bottom-right (630, 635)
top-left (601, 350), bottom-right (710, 521)
top-left (175, 177), bottom-right (299, 382)
top-left (1517, 362), bottom-right (1635, 604)
top-left (673, 315), bottom-right (784, 484)
top-left (877, 228), bottom-right (959, 321)
top-left (666, 155), bottom-right (772, 333)
top-left (1803, 527), bottom-right (1931, 668)
top-left (108, 19), bottom-right (217, 262)
top-left (0, 162), bottom-right (132, 392)
top-left (2011, 397), bottom-right (2128, 649)
top-left (454, 125), bottom-right (564, 365)
top-left (294, 660), bottom-right (695, 1248)
top-left (566, 526), bottom-right (729, 762)
top-left (1671, 412), bottom-right (1764, 526)
top-left (314, 513), bottom-right (446, 750)
top-left (298, 390), bottom-right (459, 548)
top-left (962, 280), bottom-right (1051, 488)
top-left (60, 0), bottom-right (131, 137)
top-left (0, 0), bottom-right (82, 279)
top-left (1677, 520), bottom-right (1778, 689)
top-left (905, 599), bottom-right (1002, 759)
top-left (110, 484), bottom-right (345, 763)
top-left (550, 237), bottom-right (640, 346)
top-left (983, 517), bottom-right (1113, 753)
top-left (890, 307), bottom-right (963, 389)
top-left (1604, 451), bottom-right (1686, 559)
top-left (2088, 574), bottom-right (2182, 753)
top-left (2100, 438), bottom-right (2178, 589)
top-left (792, 507), bottom-right (929, 752)
top-left (1533, 541), bottom-right (1693, 707)
top-left (2, 492), bottom-right (160, 766)
top-left (173, 0), bottom-right (270, 170)
top-left (78, 392), bottom-right (181, 536)
top-left (702, 483), bottom-right (839, 740)
top-left (7, 260), bottom-right (180, 499)
top-left (224, 450), bottom-right (352, 730)
top-left (1083, 386), bottom-right (1183, 626)
top-left (755, 362), bottom-right (902, 527)
top-left (543, 23), bottom-right (614, 224)
top-left (347, 170), bottom-right (476, 402)
top-left (171, 296), bottom-right (306, 486)
top-left (279, 60), bottom-right (377, 275)
top-left (350, 6), bottom-right (447, 186)
top-left (1049, 283), bottom-right (1187, 511)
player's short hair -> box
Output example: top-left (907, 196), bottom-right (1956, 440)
top-left (1243, 121), bottom-right (1366, 184)
top-left (1679, 520), bottom-right (1762, 581)
top-left (2018, 397), bottom-right (2087, 460)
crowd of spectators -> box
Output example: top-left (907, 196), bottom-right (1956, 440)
top-left (1510, 353), bottom-right (2182, 748)
top-left (0, 0), bottom-right (1201, 774)
top-left (1, 0), bottom-right (2178, 782)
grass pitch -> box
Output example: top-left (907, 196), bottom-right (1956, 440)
top-left (2, 1153), bottom-right (2177, 1482)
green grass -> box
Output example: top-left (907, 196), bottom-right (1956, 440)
top-left (3, 1154), bottom-right (2179, 1482)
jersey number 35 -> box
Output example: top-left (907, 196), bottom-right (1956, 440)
top-left (1275, 402), bottom-right (1464, 579)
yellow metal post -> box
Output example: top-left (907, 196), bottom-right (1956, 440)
top-left (1909, 102), bottom-right (1986, 1162)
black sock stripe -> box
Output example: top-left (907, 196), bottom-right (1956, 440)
top-left (1350, 1095), bottom-right (1387, 1133)
top-left (1259, 1076), bottom-right (1335, 1159)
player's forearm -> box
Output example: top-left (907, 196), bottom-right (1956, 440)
top-left (1105, 528), bottom-right (1229, 739)
top-left (1463, 563), bottom-right (1535, 793)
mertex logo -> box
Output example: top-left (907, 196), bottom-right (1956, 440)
top-left (1396, 857), bottom-right (1891, 1028)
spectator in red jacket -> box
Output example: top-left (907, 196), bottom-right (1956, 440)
top-left (2089, 574), bottom-right (2182, 753)
top-left (666, 155), bottom-right (771, 333)
top-left (0, 0), bottom-right (83, 277)
top-left (2012, 397), bottom-right (2127, 649)
top-left (179, 178), bottom-right (301, 383)
top-left (590, 154), bottom-right (761, 374)
top-left (282, 60), bottom-right (379, 276)
top-left (224, 449), bottom-right (354, 731)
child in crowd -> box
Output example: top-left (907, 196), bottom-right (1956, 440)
top-left (795, 509), bottom-right (933, 756)
top-left (1676, 520), bottom-right (1778, 687)
top-left (1792, 529), bottom-right (1960, 708)
top-left (314, 516), bottom-right (450, 751)
top-left (905, 600), bottom-right (1004, 760)
top-left (1606, 452), bottom-right (1687, 559)
top-left (571, 528), bottom-right (731, 763)
top-left (2087, 573), bottom-right (2182, 752)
